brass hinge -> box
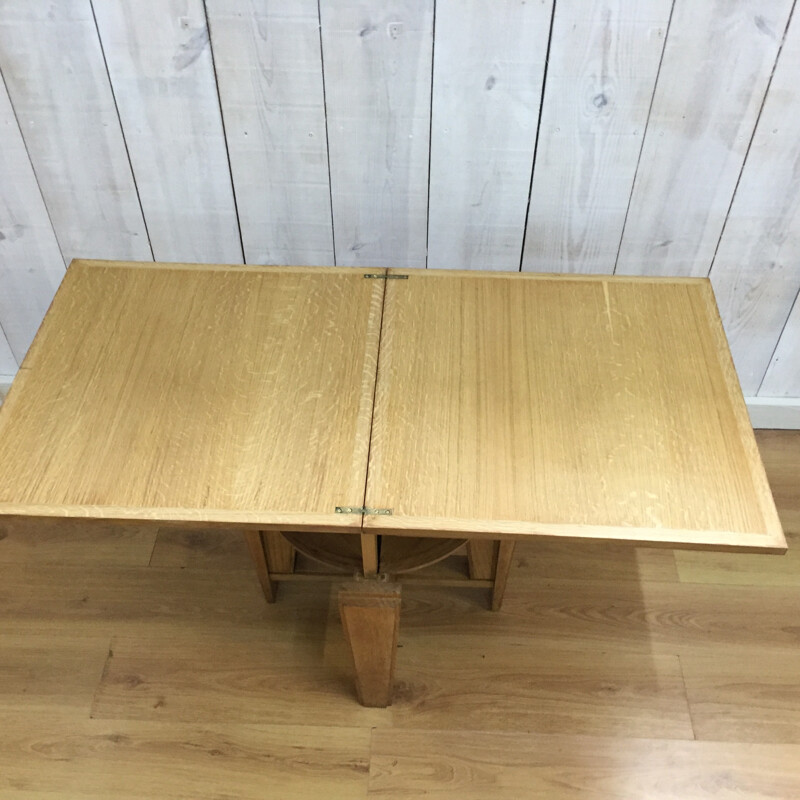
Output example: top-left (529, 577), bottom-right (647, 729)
top-left (335, 506), bottom-right (393, 515)
top-left (363, 274), bottom-right (408, 280)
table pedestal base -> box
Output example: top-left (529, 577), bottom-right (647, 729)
top-left (245, 531), bottom-right (516, 705)
top-left (338, 577), bottom-right (401, 707)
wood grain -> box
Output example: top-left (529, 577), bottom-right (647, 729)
top-left (205, 0), bottom-right (334, 265)
top-left (91, 0), bottom-right (242, 263)
top-left (427, 0), bottom-right (551, 270)
top-left (0, 261), bottom-right (384, 530)
top-left (709, 7), bottom-right (800, 394)
top-left (339, 580), bottom-right (402, 707)
top-left (0, 712), bottom-right (370, 800)
top-left (0, 0), bottom-right (151, 263)
top-left (364, 269), bottom-right (784, 551)
top-left (522, 0), bottom-right (671, 274)
top-left (320, 0), bottom-right (433, 268)
top-left (369, 729), bottom-right (800, 798)
top-left (616, 0), bottom-right (794, 276)
top-left (0, 73), bottom-right (65, 362)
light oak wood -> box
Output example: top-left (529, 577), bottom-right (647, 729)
top-left (491, 540), bottom-right (515, 611)
top-left (360, 534), bottom-right (379, 576)
top-left (244, 531), bottom-right (274, 602)
top-left (364, 269), bottom-right (785, 552)
top-left (265, 532), bottom-right (296, 574)
top-left (339, 579), bottom-right (401, 707)
top-left (0, 261), bottom-right (384, 530)
top-left (281, 532), bottom-right (465, 575)
top-left (466, 540), bottom-right (497, 580)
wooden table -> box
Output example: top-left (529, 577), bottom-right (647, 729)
top-left (0, 260), bottom-right (785, 706)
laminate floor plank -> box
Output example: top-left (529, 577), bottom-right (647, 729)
top-left (0, 712), bottom-right (369, 800)
top-left (682, 651), bottom-right (800, 744)
top-left (368, 728), bottom-right (800, 799)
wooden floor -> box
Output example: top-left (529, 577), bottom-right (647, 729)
top-left (0, 430), bottom-right (797, 798)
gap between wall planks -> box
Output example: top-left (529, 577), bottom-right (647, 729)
top-left (0, 0), bottom-right (799, 398)
top-left (709, 3), bottom-right (800, 397)
top-left (614, 0), bottom-right (794, 277)
top-left (90, 0), bottom-right (242, 264)
top-left (204, 0), bottom-right (334, 266)
top-left (0, 72), bottom-right (64, 363)
top-left (427, 0), bottom-right (552, 271)
top-left (0, 0), bottom-right (151, 265)
top-left (522, 0), bottom-right (672, 274)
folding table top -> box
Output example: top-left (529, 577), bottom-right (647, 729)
top-left (0, 260), bottom-right (785, 552)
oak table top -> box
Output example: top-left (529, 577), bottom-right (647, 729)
top-left (0, 259), bottom-right (785, 554)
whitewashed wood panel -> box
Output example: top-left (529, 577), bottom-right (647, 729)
top-left (0, 1), bottom-right (151, 264)
top-left (760, 292), bottom-right (800, 397)
top-left (616, 0), bottom-right (793, 276)
top-left (91, 0), bottom-right (242, 263)
top-left (0, 74), bottom-right (65, 363)
top-left (427, 0), bottom-right (551, 271)
top-left (522, 0), bottom-right (671, 274)
top-left (710, 8), bottom-right (800, 396)
top-left (0, 326), bottom-right (16, 375)
top-left (205, 0), bottom-right (333, 265)
top-left (320, 0), bottom-right (433, 268)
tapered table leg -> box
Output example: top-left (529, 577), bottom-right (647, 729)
top-left (245, 531), bottom-right (275, 603)
top-left (491, 540), bottom-right (516, 611)
top-left (338, 577), bottom-right (401, 707)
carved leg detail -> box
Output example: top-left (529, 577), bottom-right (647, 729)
top-left (338, 578), bottom-right (401, 707)
top-left (491, 540), bottom-right (516, 612)
top-left (244, 531), bottom-right (275, 603)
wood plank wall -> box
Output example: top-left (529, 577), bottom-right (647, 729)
top-left (0, 0), bottom-right (798, 401)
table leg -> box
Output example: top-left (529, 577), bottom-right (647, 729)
top-left (491, 540), bottom-right (516, 611)
top-left (338, 577), bottom-right (401, 707)
top-left (267, 532), bottom-right (296, 574)
top-left (467, 539), bottom-right (498, 580)
top-left (244, 531), bottom-right (275, 603)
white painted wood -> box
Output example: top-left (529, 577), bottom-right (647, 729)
top-left (522, 0), bottom-right (671, 274)
top-left (0, 74), bottom-right (65, 363)
top-left (0, 1), bottom-right (151, 263)
top-left (745, 397), bottom-right (800, 430)
top-left (91, 0), bottom-right (242, 263)
top-left (0, 327), bottom-right (15, 375)
top-left (320, 0), bottom-right (433, 268)
top-left (205, 0), bottom-right (333, 265)
top-left (759, 291), bottom-right (800, 398)
top-left (710, 7), bottom-right (800, 396)
top-left (427, 0), bottom-right (551, 272)
top-left (616, 0), bottom-right (793, 276)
